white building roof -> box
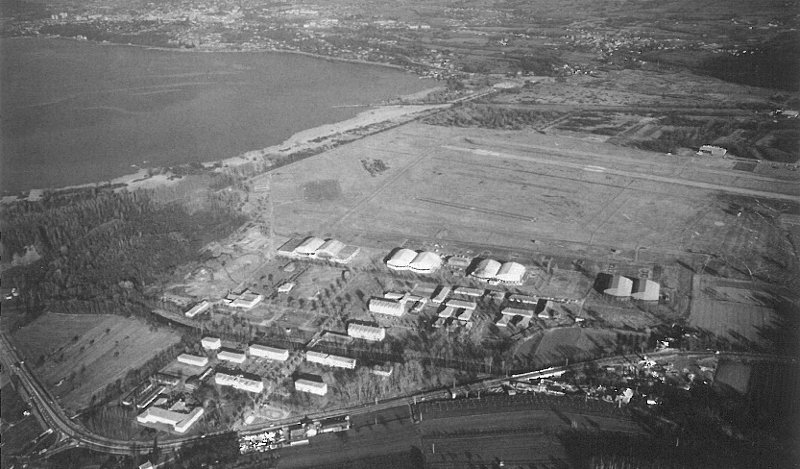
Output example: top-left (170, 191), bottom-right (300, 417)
top-left (632, 279), bottom-right (660, 301)
top-left (295, 378), bottom-right (328, 395)
top-left (438, 306), bottom-right (457, 318)
top-left (316, 239), bottom-right (345, 258)
top-left (386, 249), bottom-right (417, 269)
top-left (409, 251), bottom-right (442, 273)
top-left (178, 353), bottom-right (209, 367)
top-left (369, 298), bottom-right (405, 317)
top-left (295, 236), bottom-right (325, 255)
top-left (471, 259), bottom-right (501, 279)
top-left (501, 307), bottom-right (534, 318)
top-left (201, 337), bottom-right (222, 350)
top-left (248, 344), bottom-right (290, 361)
top-left (218, 350), bottom-right (247, 364)
top-left (137, 406), bottom-right (204, 433)
top-left (496, 262), bottom-right (526, 283)
top-left (347, 323), bottom-right (386, 341)
top-left (444, 298), bottom-right (477, 310)
top-left (605, 276), bottom-right (633, 297)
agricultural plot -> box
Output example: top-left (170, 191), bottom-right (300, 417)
top-left (12, 313), bottom-right (181, 411)
top-left (689, 276), bottom-right (789, 346)
top-left (514, 327), bottom-right (618, 369)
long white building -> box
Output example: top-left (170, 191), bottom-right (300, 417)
top-left (137, 406), bottom-right (204, 433)
top-left (218, 349), bottom-right (247, 364)
top-left (178, 353), bottom-right (209, 367)
top-left (347, 323), bottom-right (386, 341)
top-left (295, 378), bottom-right (328, 396)
top-left (184, 300), bottom-right (210, 318)
top-left (368, 298), bottom-right (405, 317)
top-left (215, 370), bottom-right (264, 393)
top-left (305, 350), bottom-right (357, 369)
top-left (248, 344), bottom-right (290, 362)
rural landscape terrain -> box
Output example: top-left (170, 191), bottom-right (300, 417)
top-left (1, 0), bottom-right (799, 468)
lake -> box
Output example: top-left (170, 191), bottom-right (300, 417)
top-left (0, 37), bottom-right (432, 194)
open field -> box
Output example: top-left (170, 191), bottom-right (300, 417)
top-left (514, 327), bottom-right (619, 369)
top-left (11, 313), bottom-right (181, 411)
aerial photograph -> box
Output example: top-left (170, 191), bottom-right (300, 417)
top-left (0, 0), bottom-right (798, 467)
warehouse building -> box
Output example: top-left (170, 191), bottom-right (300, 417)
top-left (178, 353), bottom-right (209, 367)
top-left (496, 262), bottom-right (526, 285)
top-left (632, 279), bottom-right (660, 301)
top-left (184, 300), bottom-right (210, 318)
top-left (137, 406), bottom-right (204, 433)
top-left (316, 239), bottom-right (345, 259)
top-left (368, 298), bottom-right (405, 317)
top-left (295, 378), bottom-right (328, 396)
top-left (215, 369), bottom-right (264, 393)
top-left (471, 259), bottom-right (502, 280)
top-left (501, 306), bottom-right (534, 318)
top-left (444, 298), bottom-right (477, 310)
top-left (295, 236), bottom-right (326, 256)
top-left (218, 349), bottom-right (247, 364)
top-left (430, 285), bottom-right (452, 304)
top-left (305, 350), bottom-right (357, 369)
top-left (248, 344), bottom-right (290, 361)
top-left (453, 286), bottom-right (485, 297)
top-left (604, 275), bottom-right (633, 299)
top-left (347, 323), bottom-right (386, 341)
top-left (201, 337), bottom-right (222, 350)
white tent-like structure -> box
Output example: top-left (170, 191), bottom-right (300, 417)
top-left (632, 279), bottom-right (660, 301)
top-left (471, 259), bottom-right (502, 280)
top-left (316, 239), bottom-right (345, 259)
top-left (386, 249), bottom-right (417, 271)
top-left (604, 275), bottom-right (633, 298)
top-left (496, 262), bottom-right (526, 284)
top-left (409, 251), bottom-right (442, 274)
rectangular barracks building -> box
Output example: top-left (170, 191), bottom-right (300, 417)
top-left (137, 406), bottom-right (204, 433)
top-left (295, 378), bottom-right (328, 396)
top-left (368, 297), bottom-right (405, 317)
top-left (305, 350), bottom-right (357, 369)
top-left (214, 368), bottom-right (264, 393)
top-left (347, 323), bottom-right (386, 341)
top-left (178, 353), bottom-right (209, 367)
top-left (248, 344), bottom-right (290, 362)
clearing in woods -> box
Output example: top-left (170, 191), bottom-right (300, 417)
top-left (12, 313), bottom-right (181, 411)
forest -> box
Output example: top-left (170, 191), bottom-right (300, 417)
top-left (1, 183), bottom-right (246, 324)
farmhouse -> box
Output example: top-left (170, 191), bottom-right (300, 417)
top-left (368, 298), bottom-right (405, 317)
top-left (218, 349), bottom-right (247, 364)
top-left (184, 300), bottom-right (210, 318)
top-left (386, 248), bottom-right (417, 270)
top-left (347, 323), bottom-right (386, 341)
top-left (295, 378), bottom-right (328, 396)
top-left (248, 344), bottom-right (290, 361)
top-left (305, 350), bottom-right (357, 369)
top-left (178, 353), bottom-right (209, 367)
top-left (215, 368), bottom-right (264, 393)
top-left (201, 337), bottom-right (222, 350)
top-left (604, 275), bottom-right (633, 299)
top-left (137, 406), bottom-right (204, 433)
top-left (632, 279), bottom-right (660, 301)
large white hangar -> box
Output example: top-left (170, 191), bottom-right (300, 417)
top-left (295, 236), bottom-right (326, 256)
top-left (604, 275), bottom-right (634, 298)
top-left (632, 278), bottom-right (660, 301)
top-left (277, 236), bottom-right (360, 264)
top-left (470, 259), bottom-right (526, 285)
top-left (385, 249), bottom-right (442, 274)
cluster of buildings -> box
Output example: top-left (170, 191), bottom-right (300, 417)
top-left (495, 298), bottom-right (558, 328)
top-left (603, 275), bottom-right (660, 301)
top-left (182, 289), bottom-right (264, 318)
top-left (385, 248), bottom-right (443, 274)
top-left (277, 236), bottom-right (360, 264)
top-left (239, 416), bottom-right (350, 454)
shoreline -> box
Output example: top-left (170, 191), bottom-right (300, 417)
top-left (1, 102), bottom-right (447, 204)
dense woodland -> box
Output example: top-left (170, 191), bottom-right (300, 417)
top-left (1, 183), bottom-right (245, 324)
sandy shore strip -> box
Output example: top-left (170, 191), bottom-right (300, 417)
top-left (1, 101), bottom-right (447, 205)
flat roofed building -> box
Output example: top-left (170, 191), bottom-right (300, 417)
top-left (445, 298), bottom-right (477, 310)
top-left (383, 291), bottom-right (405, 300)
top-left (471, 259), bottom-right (502, 280)
top-left (456, 309), bottom-right (474, 322)
top-left (295, 236), bottom-right (326, 256)
top-left (333, 245), bottom-right (360, 264)
top-left (509, 294), bottom-right (538, 304)
top-left (698, 145), bottom-right (727, 157)
top-left (453, 286), bottom-right (485, 297)
top-left (248, 344), bottom-right (290, 361)
top-left (430, 285), bottom-right (451, 304)
top-left (178, 353), bottom-right (209, 367)
top-left (184, 300), bottom-right (210, 318)
top-left (201, 337), bottom-right (222, 350)
top-left (409, 251), bottom-right (442, 274)
top-left (347, 323), bottom-right (386, 341)
top-left (438, 306), bottom-right (457, 318)
top-left (276, 238), bottom-right (305, 257)
top-left (218, 349), bottom-right (247, 364)
top-left (305, 350), bottom-right (357, 369)
top-left (386, 248), bottom-right (417, 270)
top-left (316, 239), bottom-right (345, 258)
top-left (632, 279), bottom-right (660, 301)
top-left (295, 378), bottom-right (328, 396)
top-left (446, 256), bottom-right (472, 269)
top-left (537, 300), bottom-right (555, 318)
top-left (137, 406), bottom-right (204, 433)
top-left (495, 315), bottom-right (512, 327)
top-left (215, 368), bottom-right (264, 393)
top-left (368, 298), bottom-right (405, 317)
top-left (496, 262), bottom-right (526, 284)
top-left (277, 282), bottom-right (295, 293)
top-left (604, 276), bottom-right (633, 298)
top-left (501, 306), bottom-right (534, 318)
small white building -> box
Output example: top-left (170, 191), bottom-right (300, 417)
top-left (248, 344), bottom-right (290, 361)
top-left (178, 353), bottom-right (209, 367)
top-left (201, 337), bottom-right (222, 350)
top-left (305, 350), bottom-right (357, 369)
top-left (698, 145), bottom-right (727, 157)
top-left (226, 290), bottom-right (263, 309)
top-left (347, 323), bottom-right (386, 341)
top-left (295, 378), bottom-right (328, 396)
top-left (184, 300), bottom-right (210, 318)
top-left (368, 298), bottom-right (405, 317)
top-left (137, 406), bottom-right (204, 433)
top-left (218, 349), bottom-right (247, 364)
top-left (277, 282), bottom-right (295, 294)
